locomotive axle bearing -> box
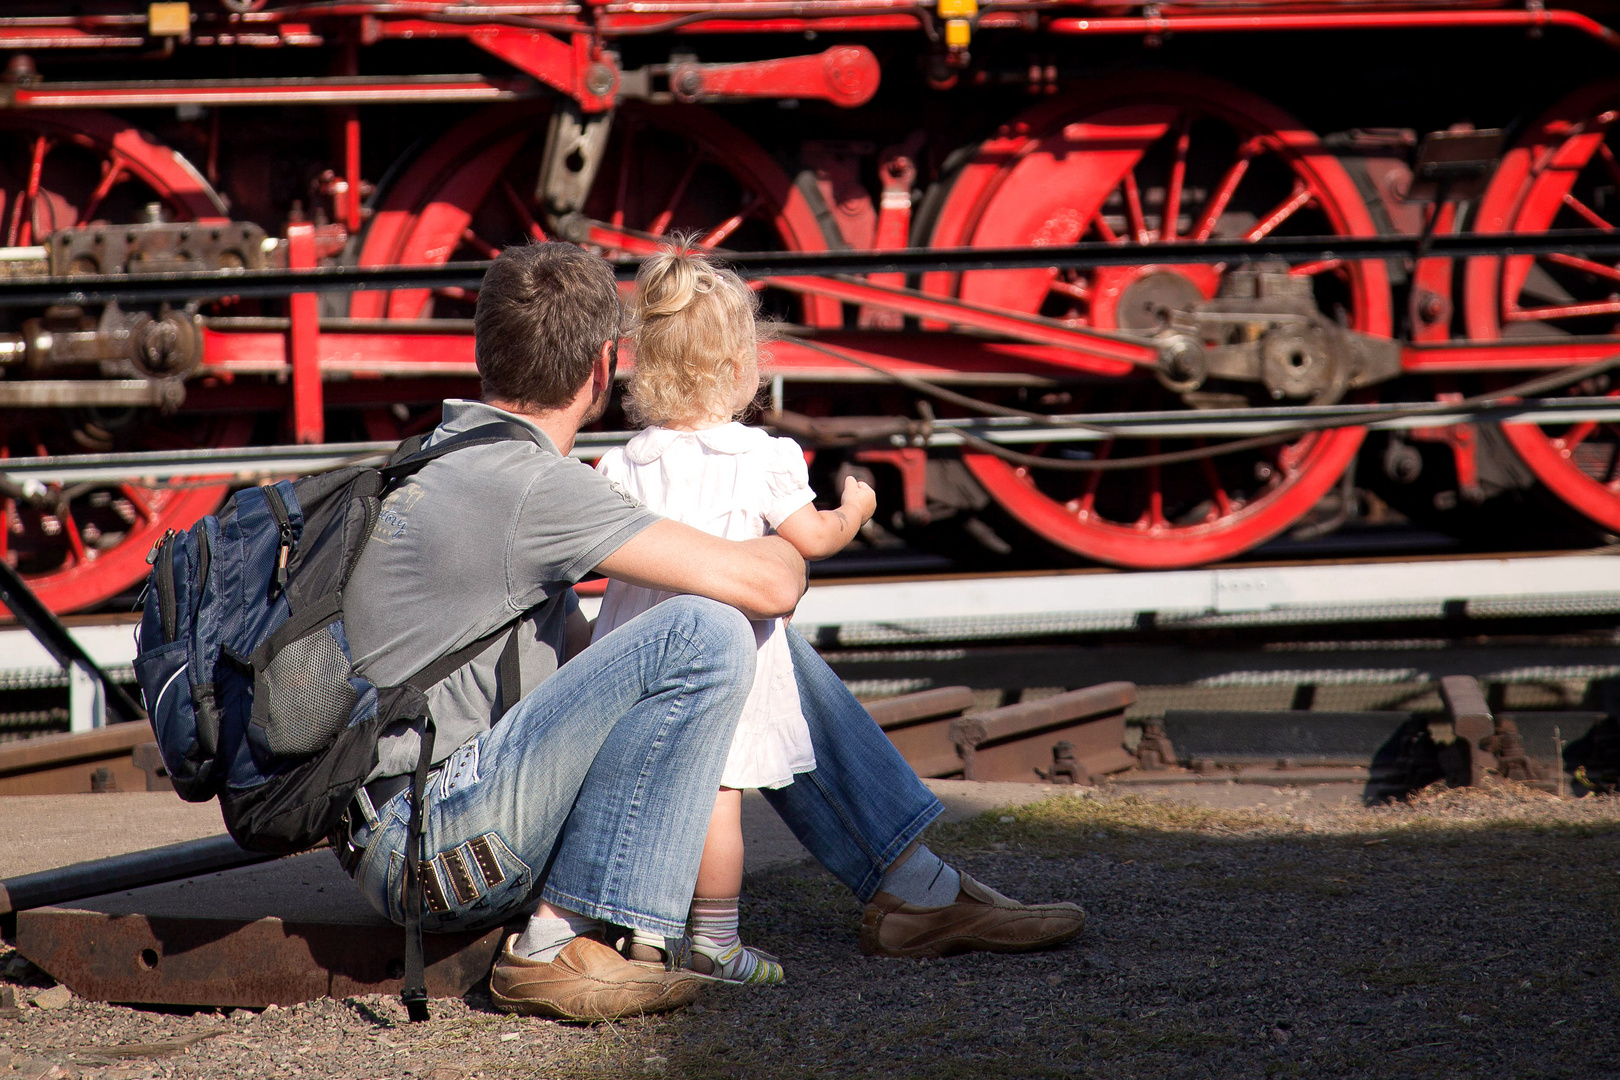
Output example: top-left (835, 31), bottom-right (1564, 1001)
top-left (1153, 266), bottom-right (1402, 403)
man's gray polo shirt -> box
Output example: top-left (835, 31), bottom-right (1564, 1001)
top-left (345, 399), bottom-right (660, 780)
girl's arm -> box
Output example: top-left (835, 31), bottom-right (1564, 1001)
top-left (775, 475), bottom-right (877, 560)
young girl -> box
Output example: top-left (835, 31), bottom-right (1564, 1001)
top-left (591, 246), bottom-right (877, 986)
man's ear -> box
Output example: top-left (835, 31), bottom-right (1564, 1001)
top-left (594, 339), bottom-right (615, 394)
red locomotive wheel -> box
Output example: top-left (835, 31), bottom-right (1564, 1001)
top-left (354, 102), bottom-right (839, 326)
top-left (924, 75), bottom-right (1391, 568)
top-left (1464, 80), bottom-right (1620, 532)
top-left (0, 113), bottom-right (237, 614)
top-left (5, 420), bottom-right (248, 616)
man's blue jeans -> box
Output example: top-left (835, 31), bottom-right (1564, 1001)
top-left (765, 623), bottom-right (943, 901)
top-left (348, 595), bottom-right (943, 937)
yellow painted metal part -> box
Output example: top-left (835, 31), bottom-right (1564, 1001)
top-left (148, 3), bottom-right (192, 37)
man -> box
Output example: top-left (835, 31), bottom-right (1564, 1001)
top-left (338, 242), bottom-right (1084, 1021)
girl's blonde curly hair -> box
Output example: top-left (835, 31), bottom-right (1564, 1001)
top-left (624, 242), bottom-right (767, 428)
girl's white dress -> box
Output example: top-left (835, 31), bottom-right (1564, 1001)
top-left (591, 422), bottom-right (818, 789)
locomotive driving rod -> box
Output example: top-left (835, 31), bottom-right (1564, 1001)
top-left (0, 229), bottom-right (1616, 308)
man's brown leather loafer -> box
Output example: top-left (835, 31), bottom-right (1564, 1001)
top-left (860, 872), bottom-right (1086, 959)
top-left (489, 934), bottom-right (705, 1021)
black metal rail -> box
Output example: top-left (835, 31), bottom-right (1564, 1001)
top-left (0, 835), bottom-right (276, 916)
top-left (1, 229), bottom-right (1617, 307)
top-left (0, 559), bottom-right (145, 724)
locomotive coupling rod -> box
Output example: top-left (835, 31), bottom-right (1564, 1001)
top-left (1, 229), bottom-right (1619, 307)
top-left (0, 835), bottom-right (279, 917)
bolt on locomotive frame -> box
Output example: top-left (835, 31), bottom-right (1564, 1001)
top-left (3, 0), bottom-right (1620, 613)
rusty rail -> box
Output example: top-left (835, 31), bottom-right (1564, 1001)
top-left (951, 683), bottom-right (1138, 783)
top-left (0, 722), bottom-right (169, 795)
top-left (866, 686), bottom-right (979, 778)
top-left (866, 682), bottom-right (1138, 784)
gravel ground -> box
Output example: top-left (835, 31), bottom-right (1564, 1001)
top-left (3, 780), bottom-right (1618, 1080)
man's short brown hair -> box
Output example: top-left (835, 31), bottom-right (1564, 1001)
top-left (474, 242), bottom-right (620, 410)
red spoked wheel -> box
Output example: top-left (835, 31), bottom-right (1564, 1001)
top-left (4, 418), bottom-right (249, 615)
top-left (0, 113), bottom-right (239, 614)
top-left (353, 101), bottom-right (839, 326)
top-left (922, 75), bottom-right (1392, 568)
top-left (1464, 81), bottom-right (1620, 532)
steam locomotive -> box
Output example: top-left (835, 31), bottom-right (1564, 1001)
top-left (3, 1), bottom-right (1620, 612)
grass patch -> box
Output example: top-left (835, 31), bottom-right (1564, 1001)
top-left (930, 793), bottom-right (1282, 857)
top-left (927, 787), bottom-right (1620, 863)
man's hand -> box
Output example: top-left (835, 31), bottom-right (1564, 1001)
top-left (596, 520), bottom-right (807, 620)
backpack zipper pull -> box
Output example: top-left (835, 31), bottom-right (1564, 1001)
top-left (276, 521), bottom-right (293, 591)
top-left (147, 528), bottom-right (176, 565)
top-left (263, 485), bottom-right (296, 596)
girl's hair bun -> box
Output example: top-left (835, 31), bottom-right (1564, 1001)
top-left (625, 240), bottom-right (767, 428)
top-left (638, 247), bottom-right (724, 319)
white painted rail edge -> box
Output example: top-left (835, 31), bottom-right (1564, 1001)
top-left (7, 554), bottom-right (1620, 676)
top-left (0, 623), bottom-right (138, 679)
top-left (786, 554), bottom-right (1620, 643)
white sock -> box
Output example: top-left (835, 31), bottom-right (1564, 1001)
top-left (628, 928), bottom-right (670, 963)
top-left (512, 909), bottom-right (603, 962)
top-left (878, 844), bottom-right (961, 907)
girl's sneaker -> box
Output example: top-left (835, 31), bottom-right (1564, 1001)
top-left (678, 935), bottom-right (786, 985)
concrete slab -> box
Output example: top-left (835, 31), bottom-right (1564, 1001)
top-left (2, 780), bottom-right (1068, 882)
top-left (925, 778), bottom-right (1064, 821)
top-left (740, 779), bottom-right (1077, 871)
top-left (1, 793), bottom-right (226, 878)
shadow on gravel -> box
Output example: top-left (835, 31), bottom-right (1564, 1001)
top-left (623, 789), bottom-right (1620, 1080)
top-left (4, 789), bottom-right (1617, 1080)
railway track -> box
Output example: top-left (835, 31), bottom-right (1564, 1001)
top-left (4, 547), bottom-right (1616, 796)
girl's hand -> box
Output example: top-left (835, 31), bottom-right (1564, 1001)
top-left (840, 474), bottom-right (878, 527)
top-left (777, 476), bottom-right (879, 560)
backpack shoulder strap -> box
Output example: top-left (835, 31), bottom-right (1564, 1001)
top-left (402, 605), bottom-right (539, 714)
top-left (389, 433), bottom-right (428, 462)
top-left (404, 621), bottom-right (510, 695)
top-left (380, 420), bottom-right (545, 484)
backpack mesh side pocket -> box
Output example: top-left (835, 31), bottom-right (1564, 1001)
top-left (261, 624), bottom-right (358, 758)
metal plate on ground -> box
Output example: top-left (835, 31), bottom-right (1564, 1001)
top-left (15, 851), bottom-right (504, 1007)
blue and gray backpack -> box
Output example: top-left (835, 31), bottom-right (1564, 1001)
top-left (134, 421), bottom-right (538, 1021)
